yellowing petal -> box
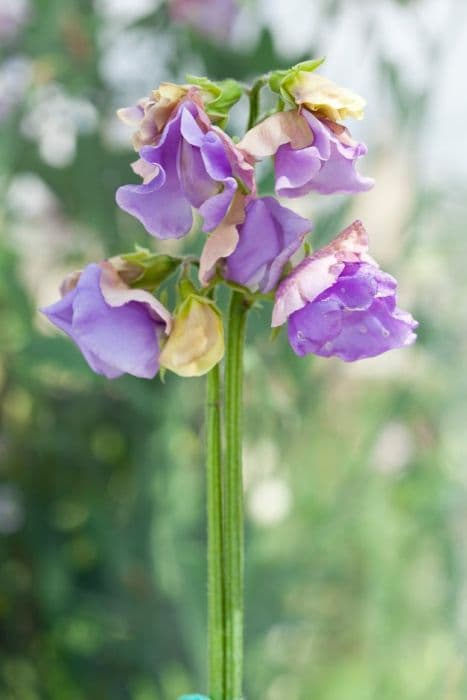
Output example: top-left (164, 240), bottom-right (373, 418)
top-left (289, 72), bottom-right (366, 121)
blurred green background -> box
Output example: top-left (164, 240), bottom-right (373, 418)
top-left (1, 0), bottom-right (467, 698)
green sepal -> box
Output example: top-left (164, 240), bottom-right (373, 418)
top-left (186, 75), bottom-right (243, 126)
top-left (269, 57), bottom-right (325, 104)
top-left (120, 248), bottom-right (182, 291)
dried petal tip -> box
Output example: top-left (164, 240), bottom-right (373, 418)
top-left (159, 295), bottom-right (224, 377)
top-left (287, 72), bottom-right (366, 121)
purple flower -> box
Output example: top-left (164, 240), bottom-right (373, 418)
top-left (272, 220), bottom-right (417, 362)
top-left (116, 99), bottom-right (254, 239)
top-left (169, 0), bottom-right (238, 42)
top-left (41, 262), bottom-right (171, 379)
top-left (225, 197), bottom-right (312, 293)
top-left (239, 108), bottom-right (373, 198)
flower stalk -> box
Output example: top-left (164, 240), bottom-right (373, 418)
top-left (224, 291), bottom-right (250, 699)
top-left (206, 359), bottom-right (226, 699)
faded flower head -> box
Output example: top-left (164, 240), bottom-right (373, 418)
top-left (159, 294), bottom-right (224, 377)
top-left (273, 221), bottom-right (418, 361)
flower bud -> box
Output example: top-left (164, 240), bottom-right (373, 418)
top-left (160, 295), bottom-right (224, 377)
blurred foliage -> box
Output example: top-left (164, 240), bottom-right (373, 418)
top-left (1, 1), bottom-right (467, 699)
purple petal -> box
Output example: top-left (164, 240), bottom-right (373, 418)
top-left (41, 264), bottom-right (164, 379)
top-left (225, 197), bottom-right (311, 293)
top-left (275, 144), bottom-right (322, 198)
top-left (116, 105), bottom-right (193, 239)
top-left (287, 261), bottom-right (418, 362)
top-left (199, 177), bottom-right (237, 232)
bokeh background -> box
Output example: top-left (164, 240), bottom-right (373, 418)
top-left (1, 0), bottom-right (467, 698)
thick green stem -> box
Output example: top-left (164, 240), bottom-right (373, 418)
top-left (224, 291), bottom-right (250, 699)
top-left (206, 362), bottom-right (225, 699)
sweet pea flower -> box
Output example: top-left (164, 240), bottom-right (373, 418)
top-left (159, 294), bottom-right (224, 377)
top-left (239, 109), bottom-right (373, 198)
top-left (178, 695), bottom-right (211, 700)
top-left (116, 99), bottom-right (254, 239)
top-left (285, 71), bottom-right (366, 122)
top-left (225, 197), bottom-right (312, 293)
top-left (41, 262), bottom-right (171, 379)
top-left (272, 220), bottom-right (418, 361)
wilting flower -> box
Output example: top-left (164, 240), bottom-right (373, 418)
top-left (284, 71), bottom-right (366, 122)
top-left (159, 294), bottom-right (224, 377)
top-left (225, 197), bottom-right (312, 293)
top-left (272, 220), bottom-right (418, 361)
top-left (169, 0), bottom-right (238, 43)
top-left (239, 108), bottom-right (373, 198)
top-left (41, 262), bottom-right (171, 379)
top-left (116, 99), bottom-right (254, 239)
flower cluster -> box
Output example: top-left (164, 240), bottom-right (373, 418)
top-left (42, 61), bottom-right (417, 379)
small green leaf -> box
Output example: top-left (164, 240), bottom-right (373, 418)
top-left (269, 57), bottom-right (325, 104)
top-left (120, 249), bottom-right (182, 290)
top-left (186, 75), bottom-right (243, 126)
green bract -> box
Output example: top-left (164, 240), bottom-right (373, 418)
top-left (120, 248), bottom-right (182, 291)
top-left (268, 57), bottom-right (325, 105)
top-left (186, 75), bottom-right (243, 126)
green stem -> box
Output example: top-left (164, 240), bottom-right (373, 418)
top-left (247, 78), bottom-right (266, 130)
top-left (224, 291), bottom-right (250, 699)
top-left (206, 362), bottom-right (225, 699)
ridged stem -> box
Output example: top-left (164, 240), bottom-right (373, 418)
top-left (206, 361), bottom-right (225, 699)
top-left (224, 291), bottom-right (250, 699)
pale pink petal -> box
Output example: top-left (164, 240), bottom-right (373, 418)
top-left (199, 193), bottom-right (246, 285)
top-left (131, 158), bottom-right (160, 184)
top-left (117, 103), bottom-right (145, 126)
top-left (238, 110), bottom-right (313, 159)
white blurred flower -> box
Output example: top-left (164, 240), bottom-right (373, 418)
top-left (248, 477), bottom-right (292, 526)
top-left (371, 420), bottom-right (415, 475)
top-left (0, 55), bottom-right (32, 122)
top-left (21, 84), bottom-right (98, 168)
top-left (95, 0), bottom-right (160, 24)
